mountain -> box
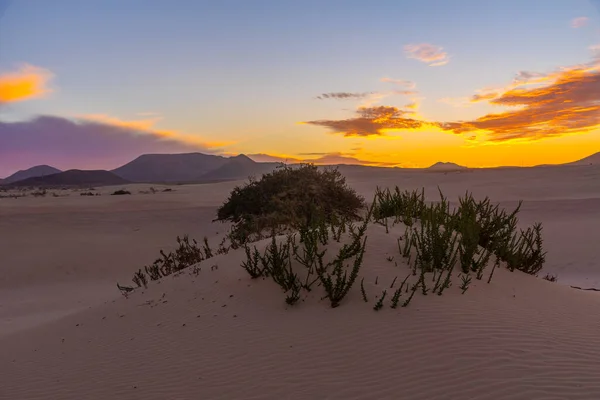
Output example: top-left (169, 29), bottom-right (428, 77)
top-left (566, 152), bottom-right (600, 166)
top-left (427, 162), bottom-right (468, 171)
top-left (198, 154), bottom-right (279, 182)
top-left (6, 170), bottom-right (129, 187)
top-left (3, 165), bottom-right (62, 184)
top-left (111, 153), bottom-right (232, 183)
top-left (111, 152), bottom-right (279, 183)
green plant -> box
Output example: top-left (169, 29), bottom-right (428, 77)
top-left (360, 277), bottom-right (368, 302)
top-left (373, 290), bottom-right (387, 311)
top-left (459, 274), bottom-right (472, 294)
top-left (390, 274), bottom-right (411, 308)
top-left (542, 273), bottom-right (557, 282)
top-left (315, 202), bottom-right (373, 308)
top-left (372, 187), bottom-right (426, 226)
top-left (215, 163), bottom-right (365, 246)
top-left (501, 223), bottom-right (546, 275)
top-left (111, 189), bottom-right (131, 195)
top-left (316, 235), bottom-right (367, 308)
top-left (411, 193), bottom-right (459, 274)
top-left (241, 244), bottom-right (263, 278)
top-left (132, 269), bottom-right (148, 288)
top-left (390, 287), bottom-right (402, 308)
top-left (123, 234), bottom-right (217, 293)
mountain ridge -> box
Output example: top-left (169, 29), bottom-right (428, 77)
top-left (5, 170), bottom-right (129, 188)
top-left (3, 165), bottom-right (62, 184)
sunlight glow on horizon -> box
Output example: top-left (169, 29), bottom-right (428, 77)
top-left (2, 0), bottom-right (600, 173)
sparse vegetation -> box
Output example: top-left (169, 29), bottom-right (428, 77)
top-left (118, 235), bottom-right (217, 291)
top-left (31, 188), bottom-right (47, 197)
top-left (111, 189), bottom-right (131, 196)
top-left (122, 165), bottom-right (548, 311)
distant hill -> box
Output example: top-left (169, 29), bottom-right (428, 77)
top-left (6, 170), bottom-right (130, 187)
top-left (427, 162), bottom-right (468, 171)
top-left (111, 153), bottom-right (233, 183)
top-left (565, 152), bottom-right (600, 166)
top-left (3, 165), bottom-right (62, 184)
top-left (111, 152), bottom-right (278, 183)
top-left (199, 154), bottom-right (279, 182)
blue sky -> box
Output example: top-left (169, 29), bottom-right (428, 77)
top-left (1, 0), bottom-right (600, 175)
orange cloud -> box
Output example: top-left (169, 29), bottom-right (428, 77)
top-left (81, 114), bottom-right (161, 130)
top-left (571, 17), bottom-right (589, 28)
top-left (308, 50), bottom-right (600, 143)
top-left (302, 106), bottom-right (431, 137)
top-left (404, 43), bottom-right (449, 66)
top-left (0, 64), bottom-right (54, 104)
top-left (79, 114), bottom-right (233, 148)
top-left (440, 63), bottom-right (600, 141)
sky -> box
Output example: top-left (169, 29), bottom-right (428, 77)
top-left (1, 0), bottom-right (600, 176)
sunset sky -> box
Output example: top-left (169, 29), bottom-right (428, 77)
top-left (1, 0), bottom-right (600, 176)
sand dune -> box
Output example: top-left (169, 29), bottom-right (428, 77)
top-left (2, 165), bottom-right (600, 399)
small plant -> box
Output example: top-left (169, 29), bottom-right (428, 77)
top-left (360, 277), bottom-right (368, 302)
top-left (402, 282), bottom-right (419, 307)
top-left (132, 269), bottom-right (148, 288)
top-left (123, 234), bottom-right (217, 293)
top-left (31, 189), bottom-right (47, 197)
top-left (487, 256), bottom-right (500, 284)
top-left (117, 282), bottom-right (134, 296)
top-left (390, 286), bottom-right (403, 308)
top-left (459, 274), bottom-right (472, 294)
top-left (542, 273), bottom-right (558, 282)
top-left (255, 233), bottom-right (303, 305)
top-left (372, 187), bottom-right (426, 226)
top-left (111, 189), bottom-right (131, 195)
top-left (145, 263), bottom-right (162, 280)
top-left (241, 243), bottom-right (263, 278)
top-left (373, 290), bottom-right (387, 311)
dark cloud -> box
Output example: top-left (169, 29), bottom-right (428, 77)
top-left (303, 106), bottom-right (429, 137)
top-left (316, 92), bottom-right (374, 100)
top-left (0, 115), bottom-right (223, 177)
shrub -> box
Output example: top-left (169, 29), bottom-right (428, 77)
top-left (111, 189), bottom-right (131, 196)
top-left (119, 235), bottom-right (216, 292)
top-left (215, 164), bottom-right (365, 246)
top-left (372, 187), bottom-right (425, 227)
top-left (542, 273), bottom-right (557, 282)
top-left (410, 192), bottom-right (459, 274)
top-left (31, 189), bottom-right (47, 197)
top-left (501, 223), bottom-right (546, 275)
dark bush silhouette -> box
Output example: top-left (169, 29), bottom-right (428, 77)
top-left (215, 164), bottom-right (365, 246)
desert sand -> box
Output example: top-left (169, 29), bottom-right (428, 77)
top-left (2, 165), bottom-right (600, 399)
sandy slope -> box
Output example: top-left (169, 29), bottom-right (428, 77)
top-left (2, 165), bottom-right (600, 399)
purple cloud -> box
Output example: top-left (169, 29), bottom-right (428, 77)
top-left (0, 115), bottom-right (224, 177)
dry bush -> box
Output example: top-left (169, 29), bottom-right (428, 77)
top-left (215, 164), bottom-right (365, 246)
